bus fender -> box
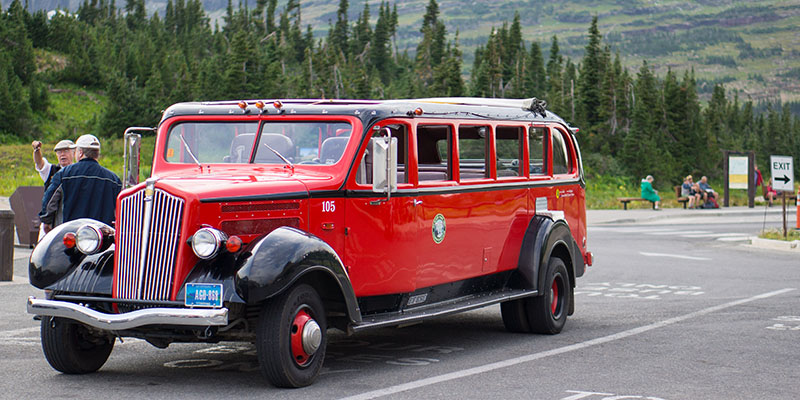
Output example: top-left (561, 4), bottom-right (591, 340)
top-left (234, 226), bottom-right (362, 324)
top-left (29, 219), bottom-right (111, 290)
top-left (516, 215), bottom-right (582, 293)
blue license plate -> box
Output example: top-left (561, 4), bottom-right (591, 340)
top-left (185, 283), bottom-right (223, 308)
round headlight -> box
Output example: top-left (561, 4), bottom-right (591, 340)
top-left (75, 225), bottom-right (102, 254)
top-left (192, 228), bottom-right (225, 259)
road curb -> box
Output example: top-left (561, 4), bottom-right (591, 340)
top-left (591, 208), bottom-right (791, 225)
top-left (750, 237), bottom-right (800, 252)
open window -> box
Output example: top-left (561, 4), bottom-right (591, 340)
top-left (496, 126), bottom-right (523, 178)
top-left (552, 129), bottom-right (572, 175)
top-left (458, 125), bottom-right (490, 180)
top-left (355, 124), bottom-right (408, 186)
top-left (417, 125), bottom-right (453, 182)
top-left (529, 127), bottom-right (546, 176)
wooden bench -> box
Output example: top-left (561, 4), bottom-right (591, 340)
top-left (617, 197), bottom-right (655, 210)
top-left (674, 185), bottom-right (690, 209)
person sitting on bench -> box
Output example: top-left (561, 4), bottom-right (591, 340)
top-left (681, 175), bottom-right (701, 209)
top-left (641, 175), bottom-right (661, 210)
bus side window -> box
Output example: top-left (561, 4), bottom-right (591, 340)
top-left (529, 127), bottom-right (546, 176)
top-left (418, 125), bottom-right (453, 182)
top-left (496, 126), bottom-right (522, 177)
top-left (552, 130), bottom-right (571, 175)
top-left (356, 125), bottom-right (408, 185)
top-left (458, 125), bottom-right (489, 180)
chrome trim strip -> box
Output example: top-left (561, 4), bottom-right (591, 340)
top-left (136, 180), bottom-right (155, 298)
top-left (27, 297), bottom-right (228, 331)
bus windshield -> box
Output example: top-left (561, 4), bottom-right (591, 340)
top-left (165, 121), bottom-right (353, 165)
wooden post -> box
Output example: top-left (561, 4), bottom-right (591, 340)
top-left (783, 191), bottom-right (787, 239)
top-left (723, 150), bottom-right (730, 207)
top-left (747, 151), bottom-right (755, 208)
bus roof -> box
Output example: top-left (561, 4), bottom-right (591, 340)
top-left (160, 97), bottom-right (571, 128)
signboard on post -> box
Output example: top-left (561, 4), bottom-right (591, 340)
top-left (728, 156), bottom-right (749, 189)
top-left (722, 150), bottom-right (755, 208)
top-left (770, 155), bottom-right (794, 192)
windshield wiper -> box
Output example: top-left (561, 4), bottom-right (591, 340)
top-left (263, 143), bottom-right (295, 173)
top-left (179, 132), bottom-right (203, 171)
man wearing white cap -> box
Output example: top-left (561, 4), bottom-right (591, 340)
top-left (32, 139), bottom-right (75, 189)
top-left (39, 134), bottom-right (122, 230)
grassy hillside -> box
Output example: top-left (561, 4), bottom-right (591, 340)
top-left (0, 81), bottom-right (155, 197)
top-left (294, 0), bottom-right (800, 103)
top-left (10, 1), bottom-right (800, 103)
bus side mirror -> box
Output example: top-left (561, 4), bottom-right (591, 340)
top-left (123, 132), bottom-right (141, 189)
top-left (122, 127), bottom-right (156, 189)
top-left (372, 135), bottom-right (397, 194)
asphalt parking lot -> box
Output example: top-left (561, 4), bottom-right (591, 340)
top-left (1, 206), bottom-right (798, 399)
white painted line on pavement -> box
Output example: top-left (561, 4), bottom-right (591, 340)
top-left (681, 232), bottom-right (748, 238)
top-left (639, 251), bottom-right (711, 261)
top-left (338, 288), bottom-right (796, 400)
top-left (647, 230), bottom-right (710, 236)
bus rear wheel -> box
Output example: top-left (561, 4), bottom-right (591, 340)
top-left (528, 257), bottom-right (570, 334)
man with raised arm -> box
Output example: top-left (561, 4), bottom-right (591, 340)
top-left (39, 134), bottom-right (122, 232)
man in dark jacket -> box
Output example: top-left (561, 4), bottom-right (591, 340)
top-left (40, 134), bottom-right (122, 231)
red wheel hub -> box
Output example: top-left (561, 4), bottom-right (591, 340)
top-left (550, 280), bottom-right (559, 315)
top-left (290, 309), bottom-right (321, 367)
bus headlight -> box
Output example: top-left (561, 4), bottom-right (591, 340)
top-left (75, 225), bottom-right (103, 254)
top-left (191, 228), bottom-right (226, 259)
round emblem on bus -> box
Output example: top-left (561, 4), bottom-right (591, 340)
top-left (432, 214), bottom-right (446, 244)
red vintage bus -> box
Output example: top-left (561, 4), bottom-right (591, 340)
top-left (28, 97), bottom-right (592, 387)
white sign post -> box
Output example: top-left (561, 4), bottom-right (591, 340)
top-left (770, 155), bottom-right (794, 192)
top-left (770, 155), bottom-right (795, 238)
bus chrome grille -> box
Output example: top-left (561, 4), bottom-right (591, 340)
top-left (116, 188), bottom-right (184, 301)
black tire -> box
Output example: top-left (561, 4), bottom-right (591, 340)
top-left (40, 316), bottom-right (114, 374)
top-left (256, 284), bottom-right (327, 388)
top-left (527, 257), bottom-right (570, 334)
top-left (501, 299), bottom-right (531, 333)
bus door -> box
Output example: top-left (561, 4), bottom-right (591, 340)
top-left (344, 123), bottom-right (417, 297)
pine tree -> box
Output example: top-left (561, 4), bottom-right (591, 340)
top-left (370, 2), bottom-right (393, 83)
top-left (622, 61), bottom-right (663, 180)
top-left (431, 35), bottom-right (464, 97)
top-left (1, 0), bottom-right (35, 84)
top-left (415, 0), bottom-right (447, 96)
top-left (224, 30), bottom-right (254, 99)
top-left (524, 41), bottom-right (546, 97)
top-left (330, 0), bottom-right (349, 56)
top-left (350, 3), bottom-right (372, 61)
top-left (578, 16), bottom-right (605, 151)
top-left (546, 36), bottom-right (565, 116)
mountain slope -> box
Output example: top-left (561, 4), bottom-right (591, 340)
top-left (7, 0), bottom-right (800, 102)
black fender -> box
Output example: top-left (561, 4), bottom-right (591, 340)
top-left (29, 219), bottom-right (113, 291)
top-left (515, 215), bottom-right (584, 293)
top-left (234, 226), bottom-right (361, 324)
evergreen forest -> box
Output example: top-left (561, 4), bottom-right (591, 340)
top-left (1, 0), bottom-right (799, 189)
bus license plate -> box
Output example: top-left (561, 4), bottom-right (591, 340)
top-left (185, 283), bottom-right (223, 308)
